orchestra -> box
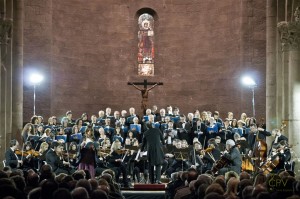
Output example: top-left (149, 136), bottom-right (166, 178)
top-left (5, 107), bottom-right (295, 187)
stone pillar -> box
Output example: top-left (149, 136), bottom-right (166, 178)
top-left (266, 0), bottom-right (278, 131)
top-left (0, 0), bottom-right (13, 166)
top-left (278, 7), bottom-right (300, 174)
top-left (12, 0), bottom-right (24, 141)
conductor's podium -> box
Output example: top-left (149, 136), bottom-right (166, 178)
top-left (133, 183), bottom-right (165, 190)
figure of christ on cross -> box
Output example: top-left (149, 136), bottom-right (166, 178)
top-left (128, 79), bottom-right (163, 114)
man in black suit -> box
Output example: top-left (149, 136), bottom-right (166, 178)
top-left (5, 139), bottom-right (23, 169)
top-left (141, 121), bottom-right (165, 184)
top-left (247, 123), bottom-right (271, 151)
top-left (268, 128), bottom-right (288, 157)
top-left (45, 142), bottom-right (71, 175)
top-left (219, 139), bottom-right (242, 175)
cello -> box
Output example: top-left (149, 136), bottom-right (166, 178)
top-left (252, 127), bottom-right (268, 172)
top-left (211, 155), bottom-right (230, 174)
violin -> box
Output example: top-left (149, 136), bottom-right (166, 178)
top-left (115, 149), bottom-right (129, 155)
top-left (15, 149), bottom-right (40, 157)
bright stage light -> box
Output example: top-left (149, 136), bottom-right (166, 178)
top-left (30, 73), bottom-right (44, 85)
top-left (30, 73), bottom-right (44, 115)
top-left (242, 76), bottom-right (256, 87)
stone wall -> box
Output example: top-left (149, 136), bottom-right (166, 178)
top-left (23, 0), bottom-right (266, 121)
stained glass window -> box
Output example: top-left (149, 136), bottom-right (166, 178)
top-left (138, 13), bottom-right (154, 76)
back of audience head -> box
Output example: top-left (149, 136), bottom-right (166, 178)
top-left (242, 185), bottom-right (254, 199)
top-left (187, 167), bottom-right (198, 184)
top-left (252, 184), bottom-right (267, 198)
top-left (253, 172), bottom-right (267, 186)
top-left (3, 166), bottom-right (12, 175)
top-left (10, 175), bottom-right (26, 192)
top-left (27, 187), bottom-right (41, 199)
top-left (98, 179), bottom-right (110, 194)
top-left (71, 187), bottom-right (89, 199)
top-left (205, 183), bottom-right (224, 196)
top-left (40, 179), bottom-right (58, 199)
top-left (27, 172), bottom-right (40, 187)
top-left (101, 169), bottom-right (116, 181)
top-left (256, 191), bottom-right (272, 199)
top-left (91, 189), bottom-right (108, 199)
top-left (214, 177), bottom-right (226, 192)
top-left (225, 171), bottom-right (239, 184)
top-left (100, 173), bottom-right (112, 184)
top-left (76, 179), bottom-right (92, 195)
top-left (240, 171), bottom-right (251, 181)
top-left (238, 179), bottom-right (253, 197)
top-left (89, 179), bottom-right (99, 191)
top-left (52, 188), bottom-right (72, 199)
top-left (204, 192), bottom-right (225, 199)
top-left (0, 170), bottom-right (9, 179)
top-left (72, 170), bottom-right (86, 180)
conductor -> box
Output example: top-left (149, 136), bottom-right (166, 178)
top-left (141, 121), bottom-right (165, 184)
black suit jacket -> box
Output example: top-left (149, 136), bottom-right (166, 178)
top-left (5, 148), bottom-right (18, 169)
top-left (141, 127), bottom-right (165, 166)
top-left (45, 149), bottom-right (63, 172)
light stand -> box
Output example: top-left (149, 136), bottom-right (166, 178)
top-left (251, 85), bottom-right (256, 118)
top-left (30, 73), bottom-right (44, 116)
top-left (242, 76), bottom-right (257, 118)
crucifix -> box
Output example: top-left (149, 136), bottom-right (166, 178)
top-left (128, 79), bottom-right (163, 113)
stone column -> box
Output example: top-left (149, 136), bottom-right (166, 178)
top-left (0, 0), bottom-right (13, 165)
top-left (12, 0), bottom-right (24, 141)
top-left (266, 0), bottom-right (278, 131)
top-left (278, 7), bottom-right (300, 174)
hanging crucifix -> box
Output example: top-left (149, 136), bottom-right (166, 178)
top-left (128, 79), bottom-right (163, 113)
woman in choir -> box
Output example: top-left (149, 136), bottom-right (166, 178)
top-left (201, 111), bottom-right (209, 125)
top-left (72, 125), bottom-right (79, 134)
top-left (245, 117), bottom-right (256, 128)
top-left (130, 117), bottom-right (141, 139)
top-left (36, 124), bottom-right (44, 137)
top-left (228, 112), bottom-right (234, 123)
top-left (31, 115), bottom-right (39, 126)
top-left (52, 116), bottom-right (58, 126)
top-left (90, 114), bottom-right (97, 127)
top-left (78, 128), bottom-right (96, 178)
top-left (98, 127), bottom-right (107, 143)
top-left (21, 123), bottom-right (35, 143)
top-left (113, 121), bottom-right (125, 143)
top-left (205, 117), bottom-right (219, 142)
top-left (240, 113), bottom-right (247, 124)
top-left (231, 119), bottom-right (238, 128)
top-left (61, 117), bottom-right (69, 129)
top-left (81, 113), bottom-right (90, 126)
top-left (76, 118), bottom-right (84, 133)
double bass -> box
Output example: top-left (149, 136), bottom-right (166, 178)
top-left (252, 129), bottom-right (268, 172)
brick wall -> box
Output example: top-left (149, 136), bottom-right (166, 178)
top-left (23, 0), bottom-right (266, 122)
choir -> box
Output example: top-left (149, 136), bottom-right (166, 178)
top-left (4, 106), bottom-right (294, 188)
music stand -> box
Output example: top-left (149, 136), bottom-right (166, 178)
top-left (173, 147), bottom-right (190, 171)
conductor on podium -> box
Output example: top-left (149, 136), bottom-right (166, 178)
top-left (141, 120), bottom-right (165, 184)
